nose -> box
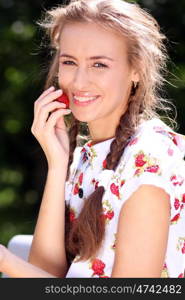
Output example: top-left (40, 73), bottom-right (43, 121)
top-left (72, 67), bottom-right (91, 90)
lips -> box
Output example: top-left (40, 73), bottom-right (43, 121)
top-left (73, 91), bottom-right (99, 97)
top-left (73, 95), bottom-right (100, 106)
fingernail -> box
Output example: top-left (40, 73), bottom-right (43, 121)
top-left (56, 89), bottom-right (63, 93)
top-left (49, 86), bottom-right (55, 90)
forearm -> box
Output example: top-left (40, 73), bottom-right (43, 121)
top-left (1, 247), bottom-right (57, 278)
top-left (28, 167), bottom-right (68, 277)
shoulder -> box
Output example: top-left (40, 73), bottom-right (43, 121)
top-left (122, 118), bottom-right (185, 171)
top-left (115, 117), bottom-right (185, 211)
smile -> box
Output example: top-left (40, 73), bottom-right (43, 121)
top-left (73, 95), bottom-right (100, 106)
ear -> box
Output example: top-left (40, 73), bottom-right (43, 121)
top-left (131, 69), bottom-right (139, 83)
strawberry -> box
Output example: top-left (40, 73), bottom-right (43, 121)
top-left (171, 213), bottom-right (180, 223)
top-left (91, 258), bottom-right (105, 276)
top-left (105, 210), bottom-right (114, 220)
top-left (174, 198), bottom-right (180, 210)
top-left (182, 194), bottom-right (185, 203)
top-left (79, 173), bottom-right (83, 185)
top-left (56, 93), bottom-right (69, 108)
top-left (145, 165), bottom-right (159, 173)
top-left (135, 153), bottom-right (146, 167)
top-left (110, 183), bottom-right (119, 197)
top-left (73, 183), bottom-right (79, 195)
top-left (103, 159), bottom-right (107, 169)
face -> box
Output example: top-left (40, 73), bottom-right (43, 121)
top-left (58, 22), bottom-right (139, 141)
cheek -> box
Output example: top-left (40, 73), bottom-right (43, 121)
top-left (58, 68), bottom-right (71, 86)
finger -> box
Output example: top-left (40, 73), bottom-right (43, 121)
top-left (34, 89), bottom-right (64, 118)
top-left (45, 108), bottom-right (71, 132)
top-left (37, 86), bottom-right (55, 101)
top-left (35, 101), bottom-right (67, 131)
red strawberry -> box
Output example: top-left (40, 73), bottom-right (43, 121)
top-left (182, 242), bottom-right (185, 254)
top-left (91, 258), bottom-right (105, 276)
top-left (135, 153), bottom-right (146, 167)
top-left (182, 194), bottom-right (185, 203)
top-left (174, 198), bottom-right (180, 210)
top-left (145, 165), bottom-right (159, 173)
top-left (103, 159), bottom-right (107, 169)
top-left (73, 183), bottom-right (79, 195)
top-left (171, 213), bottom-right (180, 223)
top-left (105, 210), bottom-right (114, 220)
top-left (178, 273), bottom-right (184, 278)
top-left (110, 183), bottom-right (119, 197)
top-left (79, 173), bottom-right (83, 185)
top-left (56, 93), bottom-right (69, 108)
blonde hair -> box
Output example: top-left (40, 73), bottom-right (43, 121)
top-left (38, 0), bottom-right (177, 262)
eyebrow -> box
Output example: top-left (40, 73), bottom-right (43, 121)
top-left (59, 53), bottom-right (115, 61)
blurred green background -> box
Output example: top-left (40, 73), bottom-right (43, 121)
top-left (0, 0), bottom-right (185, 250)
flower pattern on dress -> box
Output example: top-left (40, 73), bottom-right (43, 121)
top-left (101, 200), bottom-right (114, 224)
top-left (170, 174), bottom-right (184, 186)
top-left (89, 258), bottom-right (109, 277)
top-left (176, 237), bottom-right (185, 254)
top-left (73, 172), bottom-right (84, 198)
top-left (161, 262), bottom-right (169, 278)
top-left (65, 118), bottom-right (185, 278)
top-left (110, 233), bottom-right (117, 251)
top-left (133, 150), bottom-right (161, 177)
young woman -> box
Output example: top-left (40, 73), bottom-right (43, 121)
top-left (0, 0), bottom-right (185, 278)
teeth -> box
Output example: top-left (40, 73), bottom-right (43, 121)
top-left (74, 96), bottom-right (98, 102)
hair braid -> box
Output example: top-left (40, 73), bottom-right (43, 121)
top-left (106, 95), bottom-right (141, 171)
top-left (66, 116), bottom-right (80, 181)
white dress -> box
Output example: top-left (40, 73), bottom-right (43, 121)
top-left (65, 118), bottom-right (185, 278)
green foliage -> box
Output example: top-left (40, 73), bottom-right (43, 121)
top-left (0, 0), bottom-right (185, 249)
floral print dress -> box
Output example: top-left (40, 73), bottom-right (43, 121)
top-left (64, 118), bottom-right (185, 278)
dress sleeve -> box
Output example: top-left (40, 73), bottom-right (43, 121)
top-left (118, 129), bottom-right (185, 217)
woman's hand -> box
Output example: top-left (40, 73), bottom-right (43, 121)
top-left (31, 86), bottom-right (71, 169)
top-left (0, 244), bottom-right (6, 272)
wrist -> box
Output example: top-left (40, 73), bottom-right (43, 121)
top-left (0, 244), bottom-right (8, 272)
top-left (48, 164), bottom-right (69, 173)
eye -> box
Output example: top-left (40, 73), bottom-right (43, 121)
top-left (60, 60), bottom-right (108, 68)
top-left (61, 60), bottom-right (75, 65)
top-left (94, 62), bottom-right (108, 68)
